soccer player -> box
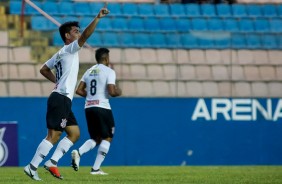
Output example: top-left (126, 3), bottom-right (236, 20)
top-left (71, 48), bottom-right (122, 175)
top-left (23, 6), bottom-right (109, 181)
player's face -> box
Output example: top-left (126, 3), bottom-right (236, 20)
top-left (67, 26), bottom-right (81, 42)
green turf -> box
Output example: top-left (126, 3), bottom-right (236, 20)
top-left (1, 166), bottom-right (282, 184)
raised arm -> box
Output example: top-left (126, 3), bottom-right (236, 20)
top-left (78, 4), bottom-right (109, 47)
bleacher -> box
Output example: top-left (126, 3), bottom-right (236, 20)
top-left (1, 0), bottom-right (282, 97)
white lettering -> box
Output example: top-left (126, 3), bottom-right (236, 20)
top-left (232, 99), bottom-right (252, 121)
top-left (192, 98), bottom-right (282, 122)
top-left (212, 98), bottom-right (231, 121)
top-left (192, 98), bottom-right (211, 121)
top-left (252, 99), bottom-right (272, 121)
top-left (273, 99), bottom-right (282, 121)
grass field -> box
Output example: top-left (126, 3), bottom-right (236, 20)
top-left (1, 166), bottom-right (282, 184)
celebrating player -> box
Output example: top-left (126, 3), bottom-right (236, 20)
top-left (24, 5), bottom-right (109, 181)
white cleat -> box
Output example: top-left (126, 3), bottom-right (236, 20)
top-left (90, 168), bottom-right (108, 175)
top-left (71, 150), bottom-right (80, 171)
top-left (24, 165), bottom-right (42, 181)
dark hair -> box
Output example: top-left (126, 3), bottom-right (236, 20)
top-left (95, 48), bottom-right (110, 63)
top-left (59, 21), bottom-right (80, 42)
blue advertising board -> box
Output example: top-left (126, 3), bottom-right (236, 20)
top-left (0, 122), bottom-right (18, 166)
top-left (0, 97), bottom-right (281, 166)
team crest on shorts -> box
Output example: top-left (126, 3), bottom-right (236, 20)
top-left (60, 118), bottom-right (67, 128)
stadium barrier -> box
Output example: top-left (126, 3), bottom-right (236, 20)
top-left (0, 97), bottom-right (281, 166)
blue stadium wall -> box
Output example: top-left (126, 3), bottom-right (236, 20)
top-left (0, 97), bottom-right (282, 166)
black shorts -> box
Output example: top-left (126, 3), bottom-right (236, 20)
top-left (46, 92), bottom-right (78, 131)
top-left (85, 107), bottom-right (115, 140)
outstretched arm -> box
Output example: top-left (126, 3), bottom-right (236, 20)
top-left (78, 4), bottom-right (109, 47)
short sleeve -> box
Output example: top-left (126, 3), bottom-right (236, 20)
top-left (64, 40), bottom-right (81, 54)
top-left (107, 70), bottom-right (116, 85)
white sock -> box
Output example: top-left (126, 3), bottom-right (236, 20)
top-left (50, 137), bottom-right (73, 164)
top-left (78, 139), bottom-right (96, 156)
top-left (93, 140), bottom-right (110, 170)
top-left (30, 139), bottom-right (53, 169)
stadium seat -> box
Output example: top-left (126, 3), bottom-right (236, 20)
top-left (195, 65), bottom-right (212, 80)
top-left (0, 82), bottom-right (7, 96)
top-left (147, 64), bottom-right (164, 80)
top-left (138, 3), bottom-right (154, 17)
top-left (269, 18), bottom-right (282, 32)
top-left (127, 17), bottom-right (144, 31)
top-left (181, 34), bottom-right (198, 49)
top-left (170, 4), bottom-right (187, 17)
top-left (107, 3), bottom-right (123, 17)
top-left (201, 4), bottom-right (216, 17)
top-left (73, 2), bottom-right (91, 16)
top-left (122, 3), bottom-right (138, 17)
top-left (190, 18), bottom-right (208, 31)
top-left (259, 66), bottom-right (276, 80)
top-left (216, 4), bottom-right (232, 17)
top-left (175, 18), bottom-right (190, 32)
top-left (254, 18), bottom-right (270, 32)
top-left (150, 33), bottom-right (167, 48)
top-left (87, 32), bottom-right (103, 47)
top-left (186, 82), bottom-right (203, 97)
top-left (144, 17), bottom-right (161, 31)
top-left (233, 82), bottom-right (251, 97)
top-left (42, 1), bottom-right (59, 15)
top-left (25, 1), bottom-right (42, 15)
top-left (154, 4), bottom-right (170, 17)
top-left (48, 16), bottom-right (63, 30)
top-left (80, 16), bottom-right (94, 29)
top-left (96, 17), bottom-right (112, 31)
top-left (53, 32), bottom-right (63, 46)
top-left (120, 32), bottom-right (135, 48)
top-left (261, 4), bottom-right (278, 17)
top-left (8, 81), bottom-right (25, 96)
top-left (246, 34), bottom-right (262, 49)
top-left (214, 37), bottom-right (231, 49)
top-left (130, 64), bottom-right (147, 79)
top-left (159, 18), bottom-right (176, 32)
top-left (223, 18), bottom-right (239, 32)
top-left (202, 82), bottom-right (219, 97)
top-left (163, 65), bottom-right (177, 80)
top-left (112, 17), bottom-right (128, 31)
top-left (239, 18), bottom-right (255, 32)
top-left (198, 38), bottom-right (215, 49)
top-left (136, 81), bottom-right (153, 96)
top-left (212, 65), bottom-right (229, 80)
top-left (231, 4), bottom-right (248, 18)
top-left (166, 33), bottom-right (181, 48)
top-left (179, 65), bottom-right (196, 80)
top-left (24, 82), bottom-right (42, 97)
top-left (58, 2), bottom-right (74, 15)
top-left (156, 49), bottom-right (173, 63)
top-left (231, 33), bottom-right (246, 49)
top-left (268, 82), bottom-right (282, 97)
top-left (89, 2), bottom-right (104, 14)
top-left (207, 18), bottom-right (224, 31)
top-left (277, 4), bottom-right (282, 16)
top-left (9, 1), bottom-right (21, 14)
top-left (244, 66), bottom-right (260, 81)
top-left (246, 4), bottom-right (263, 17)
top-left (251, 82), bottom-right (269, 97)
top-left (31, 16), bottom-right (49, 31)
top-left (140, 49), bottom-right (158, 63)
top-left (103, 32), bottom-right (120, 48)
top-left (185, 4), bottom-right (201, 17)
top-left (261, 34), bottom-right (278, 49)
top-left (134, 33), bottom-right (151, 48)
top-left (189, 49), bottom-right (206, 63)
top-left (18, 64), bottom-right (36, 79)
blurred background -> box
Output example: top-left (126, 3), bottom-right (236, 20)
top-left (0, 0), bottom-right (282, 167)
